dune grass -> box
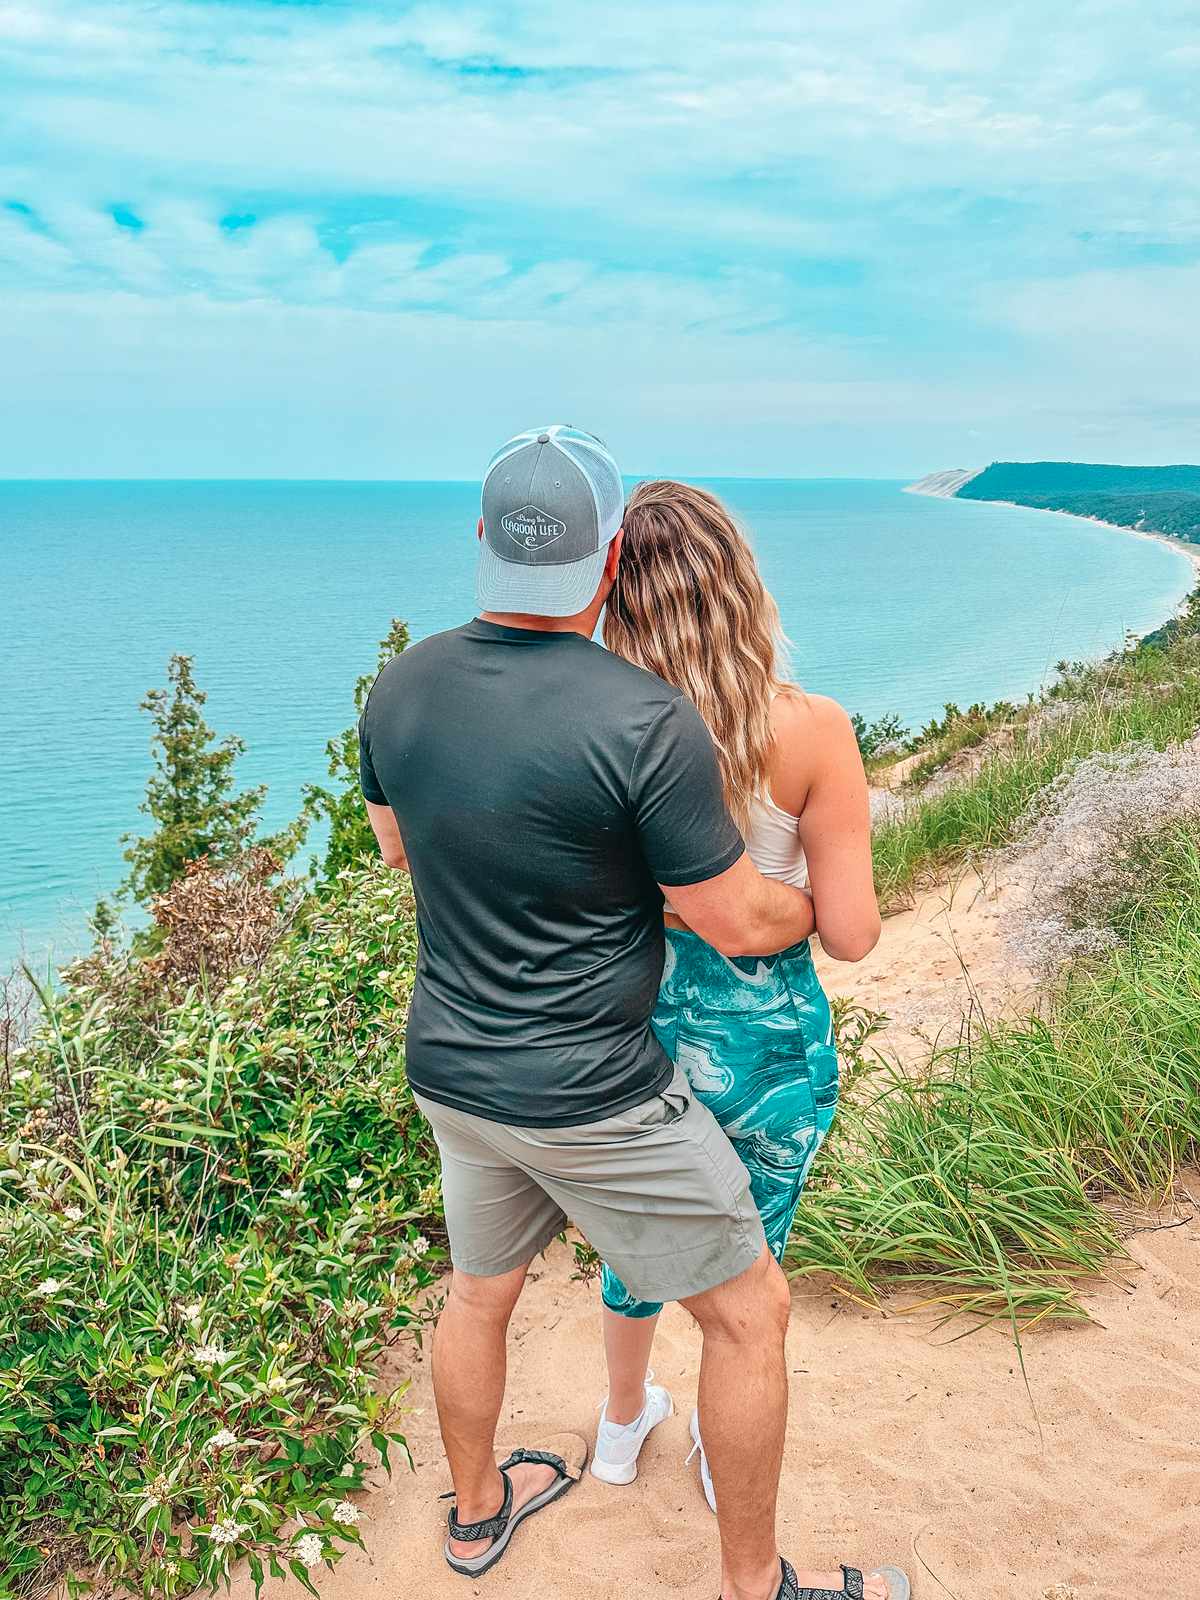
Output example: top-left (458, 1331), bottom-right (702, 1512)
top-left (790, 822), bottom-right (1200, 1327)
top-left (872, 626), bottom-right (1200, 908)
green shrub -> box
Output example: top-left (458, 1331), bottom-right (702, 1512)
top-left (850, 710), bottom-right (908, 763)
top-left (0, 865), bottom-right (441, 1598)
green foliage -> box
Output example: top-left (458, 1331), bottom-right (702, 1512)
top-left (120, 656), bottom-right (272, 908)
top-left (898, 699), bottom-right (1020, 787)
top-left (850, 710), bottom-right (908, 762)
top-left (828, 995), bottom-right (889, 1096)
top-left (957, 461), bottom-right (1200, 543)
top-left (909, 699), bottom-right (1014, 753)
top-left (303, 622), bottom-right (410, 880)
top-left (0, 864), bottom-right (441, 1598)
top-left (87, 898), bottom-right (121, 949)
top-left (958, 460), bottom-right (1200, 500)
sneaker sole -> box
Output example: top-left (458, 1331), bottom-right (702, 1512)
top-left (589, 1397), bottom-right (675, 1487)
top-left (589, 1454), bottom-right (640, 1486)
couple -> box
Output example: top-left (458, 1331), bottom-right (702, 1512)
top-left (360, 426), bottom-right (907, 1600)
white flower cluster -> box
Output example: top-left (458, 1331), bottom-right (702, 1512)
top-left (206, 1428), bottom-right (239, 1451)
top-left (294, 1532), bottom-right (324, 1568)
top-left (62, 1205), bottom-right (84, 1223)
top-left (192, 1342), bottom-right (233, 1368)
top-left (332, 1501), bottom-right (360, 1526)
top-left (34, 1277), bottom-right (63, 1297)
top-left (209, 1519), bottom-right (245, 1546)
top-left (346, 1174), bottom-right (364, 1193)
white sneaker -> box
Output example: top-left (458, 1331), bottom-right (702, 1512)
top-left (686, 1408), bottom-right (717, 1513)
top-left (590, 1375), bottom-right (674, 1485)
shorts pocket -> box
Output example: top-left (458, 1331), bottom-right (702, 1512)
top-left (608, 1066), bottom-right (692, 1132)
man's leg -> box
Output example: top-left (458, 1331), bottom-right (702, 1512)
top-left (431, 1260), bottom-right (562, 1562)
top-left (682, 1245), bottom-right (791, 1600)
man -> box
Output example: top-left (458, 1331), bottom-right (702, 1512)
top-left (360, 426), bottom-right (815, 1600)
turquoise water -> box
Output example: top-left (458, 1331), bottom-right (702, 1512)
top-left (1, 478), bottom-right (1192, 969)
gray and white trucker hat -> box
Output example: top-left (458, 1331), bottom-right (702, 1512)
top-left (477, 424), bottom-right (624, 617)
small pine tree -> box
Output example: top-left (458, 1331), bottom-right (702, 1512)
top-left (121, 654), bottom-right (269, 905)
top-left (87, 896), bottom-right (120, 948)
top-left (304, 619), bottom-right (410, 879)
top-left (850, 710), bottom-right (909, 761)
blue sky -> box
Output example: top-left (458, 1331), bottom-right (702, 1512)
top-left (1, 0), bottom-right (1198, 477)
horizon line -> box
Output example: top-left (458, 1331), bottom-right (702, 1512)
top-left (0, 472), bottom-right (921, 486)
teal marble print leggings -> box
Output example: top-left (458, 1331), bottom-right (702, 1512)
top-left (601, 929), bottom-right (839, 1319)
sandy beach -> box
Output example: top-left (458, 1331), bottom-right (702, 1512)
top-left (227, 869), bottom-right (1199, 1600)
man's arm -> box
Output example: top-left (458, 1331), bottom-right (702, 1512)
top-left (630, 695), bottom-right (815, 957)
top-left (366, 800), bottom-right (409, 871)
top-left (359, 694), bottom-right (409, 870)
top-left (664, 854), bottom-right (815, 957)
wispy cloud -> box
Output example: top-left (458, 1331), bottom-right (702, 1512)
top-left (0, 0), bottom-right (1197, 474)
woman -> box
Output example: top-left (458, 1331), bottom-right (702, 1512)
top-left (590, 481), bottom-right (887, 1584)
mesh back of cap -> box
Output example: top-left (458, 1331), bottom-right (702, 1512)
top-left (549, 428), bottom-right (624, 543)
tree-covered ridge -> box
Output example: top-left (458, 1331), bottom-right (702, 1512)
top-left (954, 461), bottom-right (1200, 543)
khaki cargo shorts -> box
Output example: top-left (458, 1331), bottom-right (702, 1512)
top-left (413, 1065), bottom-right (767, 1305)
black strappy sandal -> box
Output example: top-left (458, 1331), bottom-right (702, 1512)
top-left (442, 1440), bottom-right (585, 1578)
top-left (780, 1556), bottom-right (912, 1599)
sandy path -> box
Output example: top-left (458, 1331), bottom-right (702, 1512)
top-left (234, 1210), bottom-right (1197, 1600)
top-left (229, 880), bottom-right (1196, 1600)
top-left (811, 863), bottom-right (1034, 1066)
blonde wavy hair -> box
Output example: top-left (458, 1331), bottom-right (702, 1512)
top-left (604, 480), bottom-right (795, 826)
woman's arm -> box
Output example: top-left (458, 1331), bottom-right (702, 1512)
top-left (772, 693), bottom-right (880, 962)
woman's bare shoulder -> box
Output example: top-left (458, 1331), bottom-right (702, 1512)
top-left (769, 690), bottom-right (857, 811)
top-left (771, 688), bottom-right (854, 741)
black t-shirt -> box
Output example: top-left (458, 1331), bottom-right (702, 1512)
top-left (358, 619), bottom-right (744, 1127)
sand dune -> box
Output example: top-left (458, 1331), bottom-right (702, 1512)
top-left (229, 875), bottom-right (1197, 1600)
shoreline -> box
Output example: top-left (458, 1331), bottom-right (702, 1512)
top-left (907, 483), bottom-right (1200, 633)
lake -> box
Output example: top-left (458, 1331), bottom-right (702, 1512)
top-left (1, 477), bottom-right (1192, 968)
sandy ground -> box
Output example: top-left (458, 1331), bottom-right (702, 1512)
top-left (229, 876), bottom-right (1198, 1600)
top-left (810, 861), bottom-right (1034, 1067)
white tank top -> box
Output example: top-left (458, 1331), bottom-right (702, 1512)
top-left (743, 787), bottom-right (809, 888)
top-left (663, 784), bottom-right (807, 913)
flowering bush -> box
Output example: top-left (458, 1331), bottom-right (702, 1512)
top-left (0, 865), bottom-right (442, 1598)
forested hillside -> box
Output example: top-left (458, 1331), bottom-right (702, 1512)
top-left (953, 462), bottom-right (1200, 542)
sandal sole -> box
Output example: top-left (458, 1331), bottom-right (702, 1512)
top-left (443, 1469), bottom-right (581, 1578)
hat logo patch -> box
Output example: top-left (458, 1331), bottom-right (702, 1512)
top-left (500, 505), bottom-right (567, 551)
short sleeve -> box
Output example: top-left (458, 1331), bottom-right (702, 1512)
top-left (629, 697), bottom-right (745, 887)
top-left (358, 709), bottom-right (388, 805)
